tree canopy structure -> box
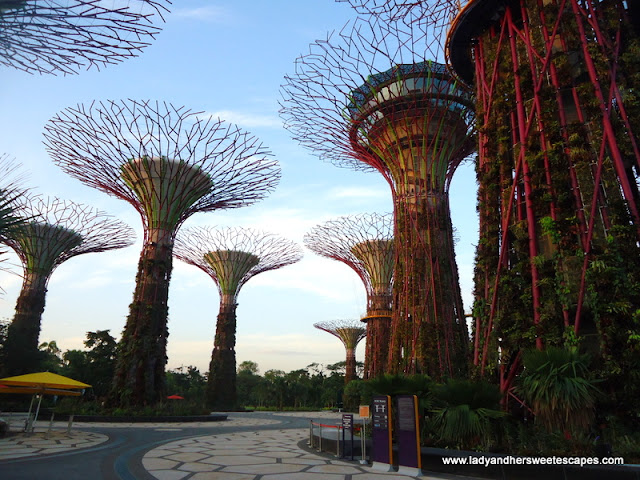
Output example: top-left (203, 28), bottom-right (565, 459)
top-left (0, 196), bottom-right (134, 376)
top-left (174, 226), bottom-right (303, 409)
top-left (305, 213), bottom-right (394, 379)
top-left (446, 0), bottom-right (640, 412)
top-left (314, 320), bottom-right (366, 383)
top-left (0, 0), bottom-right (169, 75)
top-left (44, 99), bottom-right (280, 406)
top-left (337, 0), bottom-right (461, 54)
top-left (281, 11), bottom-right (474, 379)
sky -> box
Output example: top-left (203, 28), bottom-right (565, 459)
top-left (0, 0), bottom-right (478, 376)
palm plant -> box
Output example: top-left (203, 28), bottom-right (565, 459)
top-left (430, 379), bottom-right (507, 450)
top-left (516, 347), bottom-right (600, 434)
top-left (0, 154), bottom-right (29, 277)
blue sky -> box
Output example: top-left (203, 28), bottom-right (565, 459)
top-left (0, 0), bottom-right (478, 375)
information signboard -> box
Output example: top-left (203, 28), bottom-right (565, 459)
top-left (371, 395), bottom-right (392, 465)
top-left (396, 395), bottom-right (421, 470)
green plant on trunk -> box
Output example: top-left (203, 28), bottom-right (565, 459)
top-left (429, 378), bottom-right (507, 450)
top-left (516, 347), bottom-right (600, 434)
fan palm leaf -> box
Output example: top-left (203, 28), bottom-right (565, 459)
top-left (516, 347), bottom-right (600, 433)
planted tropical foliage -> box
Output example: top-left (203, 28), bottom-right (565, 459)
top-left (429, 378), bottom-right (507, 450)
top-left (516, 347), bottom-right (600, 434)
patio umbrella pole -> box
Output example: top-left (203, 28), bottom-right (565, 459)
top-left (25, 394), bottom-right (36, 433)
top-left (31, 393), bottom-right (44, 433)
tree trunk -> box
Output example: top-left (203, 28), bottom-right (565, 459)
top-left (111, 230), bottom-right (173, 406)
top-left (345, 347), bottom-right (357, 383)
top-left (207, 298), bottom-right (238, 410)
top-left (3, 272), bottom-right (49, 375)
top-left (388, 194), bottom-right (468, 380)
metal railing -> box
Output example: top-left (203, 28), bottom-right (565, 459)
top-left (309, 420), bottom-right (343, 457)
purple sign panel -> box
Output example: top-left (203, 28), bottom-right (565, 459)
top-left (371, 395), bottom-right (392, 464)
top-left (396, 395), bottom-right (421, 469)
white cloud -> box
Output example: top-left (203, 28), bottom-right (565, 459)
top-left (172, 6), bottom-right (230, 22)
top-left (201, 110), bottom-right (282, 129)
top-left (328, 185), bottom-right (390, 201)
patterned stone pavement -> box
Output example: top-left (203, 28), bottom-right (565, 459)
top-left (0, 412), bottom-right (481, 479)
top-left (0, 413), bottom-right (279, 461)
top-left (142, 427), bottom-right (472, 480)
top-left (0, 430), bottom-right (108, 460)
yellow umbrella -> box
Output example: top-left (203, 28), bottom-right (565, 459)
top-left (0, 372), bottom-right (91, 432)
top-left (0, 372), bottom-right (91, 390)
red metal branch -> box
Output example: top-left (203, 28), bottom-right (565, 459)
top-left (0, 0), bottom-right (170, 75)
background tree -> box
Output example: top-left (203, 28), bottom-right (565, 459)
top-left (83, 330), bottom-right (118, 397)
top-left (44, 100), bottom-right (280, 406)
top-left (166, 365), bottom-right (206, 403)
top-left (37, 340), bottom-right (62, 372)
top-left (236, 361), bottom-right (264, 408)
top-left (61, 349), bottom-right (91, 386)
top-left (57, 330), bottom-right (118, 397)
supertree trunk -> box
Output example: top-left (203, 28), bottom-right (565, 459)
top-left (446, 0), bottom-right (640, 408)
top-left (365, 292), bottom-right (393, 378)
top-left (4, 272), bottom-right (48, 375)
top-left (390, 192), bottom-right (467, 378)
top-left (345, 347), bottom-right (358, 383)
top-left (113, 228), bottom-right (172, 405)
top-left (207, 297), bottom-right (238, 410)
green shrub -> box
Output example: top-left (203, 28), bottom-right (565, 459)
top-left (429, 379), bottom-right (507, 450)
top-left (516, 347), bottom-right (600, 434)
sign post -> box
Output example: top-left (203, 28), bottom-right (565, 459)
top-left (371, 395), bottom-right (393, 472)
top-left (396, 395), bottom-right (423, 476)
top-left (358, 405), bottom-right (370, 464)
top-left (341, 413), bottom-right (354, 460)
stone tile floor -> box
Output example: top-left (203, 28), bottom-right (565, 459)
top-left (1, 412), bottom-right (480, 479)
top-left (0, 430), bottom-right (108, 460)
top-left (143, 428), bottom-right (468, 480)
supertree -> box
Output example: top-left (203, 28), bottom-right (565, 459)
top-left (0, 196), bottom-right (135, 376)
top-left (446, 0), bottom-right (640, 409)
top-left (174, 226), bottom-right (303, 409)
top-left (43, 99), bottom-right (280, 406)
top-left (281, 11), bottom-right (474, 379)
top-left (304, 213), bottom-right (394, 379)
top-left (0, 0), bottom-right (169, 75)
top-left (314, 320), bottom-right (366, 383)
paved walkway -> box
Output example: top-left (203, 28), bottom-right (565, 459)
top-left (0, 412), bottom-right (480, 479)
